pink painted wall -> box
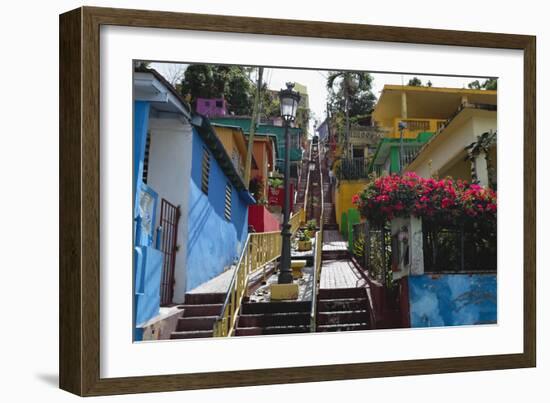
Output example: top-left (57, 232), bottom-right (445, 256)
top-left (196, 98), bottom-right (228, 117)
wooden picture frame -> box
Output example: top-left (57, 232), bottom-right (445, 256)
top-left (59, 6), bottom-right (536, 396)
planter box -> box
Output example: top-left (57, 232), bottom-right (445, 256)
top-left (297, 240), bottom-right (312, 251)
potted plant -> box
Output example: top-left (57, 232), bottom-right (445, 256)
top-left (297, 231), bottom-right (312, 251)
top-left (306, 219), bottom-right (317, 233)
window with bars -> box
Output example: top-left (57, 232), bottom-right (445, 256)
top-left (224, 183), bottom-right (232, 221)
top-left (142, 131), bottom-right (152, 184)
top-left (201, 147), bottom-right (211, 195)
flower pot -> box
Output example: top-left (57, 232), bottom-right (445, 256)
top-left (297, 240), bottom-right (312, 251)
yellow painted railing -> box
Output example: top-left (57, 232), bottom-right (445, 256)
top-left (390, 118), bottom-right (446, 139)
top-left (301, 141), bottom-right (313, 224)
top-left (213, 209), bottom-right (304, 337)
top-left (290, 208), bottom-right (303, 235)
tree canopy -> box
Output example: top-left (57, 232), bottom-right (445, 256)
top-left (467, 79), bottom-right (497, 90)
top-left (326, 71), bottom-right (377, 118)
top-left (407, 77), bottom-right (423, 86)
top-left (179, 65), bottom-right (254, 115)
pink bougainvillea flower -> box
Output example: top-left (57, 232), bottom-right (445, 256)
top-left (355, 174), bottom-right (497, 224)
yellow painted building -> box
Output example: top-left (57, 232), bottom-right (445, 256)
top-left (212, 124), bottom-right (257, 180)
top-left (372, 85), bottom-right (496, 137)
top-left (334, 179), bottom-right (366, 227)
top-left (371, 84), bottom-right (497, 183)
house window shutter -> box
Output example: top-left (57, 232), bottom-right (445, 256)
top-left (201, 147), bottom-right (210, 195)
top-left (224, 183), bottom-right (232, 221)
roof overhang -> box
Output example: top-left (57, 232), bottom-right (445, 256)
top-left (373, 85), bottom-right (497, 122)
top-left (134, 71), bottom-right (192, 120)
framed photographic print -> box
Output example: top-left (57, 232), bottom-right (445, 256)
top-left (59, 6), bottom-right (536, 396)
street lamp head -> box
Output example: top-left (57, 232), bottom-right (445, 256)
top-left (279, 82), bottom-right (301, 123)
top-left (398, 121), bottom-right (407, 130)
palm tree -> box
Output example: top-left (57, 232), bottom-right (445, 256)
top-left (327, 72), bottom-right (372, 157)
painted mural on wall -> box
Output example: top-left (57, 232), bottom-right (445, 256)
top-left (409, 274), bottom-right (497, 327)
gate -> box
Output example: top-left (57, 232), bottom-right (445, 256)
top-left (159, 199), bottom-right (180, 306)
top-left (423, 221), bottom-right (497, 273)
top-left (352, 222), bottom-right (392, 285)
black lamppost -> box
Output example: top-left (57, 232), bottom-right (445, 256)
top-left (278, 82), bottom-right (301, 284)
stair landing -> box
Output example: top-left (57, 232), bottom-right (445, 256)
top-left (320, 260), bottom-right (367, 289)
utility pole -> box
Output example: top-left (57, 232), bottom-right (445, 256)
top-left (244, 67), bottom-right (264, 186)
top-left (344, 73), bottom-right (350, 157)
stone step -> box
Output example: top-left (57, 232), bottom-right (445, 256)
top-left (237, 312), bottom-right (310, 328)
top-left (235, 325), bottom-right (310, 336)
top-left (176, 316), bottom-right (217, 331)
top-left (317, 323), bottom-right (369, 332)
top-left (317, 298), bottom-right (368, 312)
top-left (241, 301), bottom-right (311, 315)
top-left (184, 292), bottom-right (226, 305)
top-left (180, 303), bottom-right (223, 317)
top-left (322, 250), bottom-right (350, 260)
top-left (317, 310), bottom-right (370, 326)
top-left (170, 330), bottom-right (214, 339)
top-left (318, 287), bottom-right (366, 300)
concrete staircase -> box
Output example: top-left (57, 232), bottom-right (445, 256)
top-left (316, 288), bottom-right (371, 332)
top-left (235, 300), bottom-right (312, 336)
top-left (170, 293), bottom-right (225, 339)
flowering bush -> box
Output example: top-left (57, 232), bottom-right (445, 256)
top-left (353, 173), bottom-right (497, 226)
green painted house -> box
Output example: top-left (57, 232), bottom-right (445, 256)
top-left (369, 132), bottom-right (434, 175)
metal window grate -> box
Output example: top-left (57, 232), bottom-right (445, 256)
top-left (224, 183), bottom-right (232, 221)
top-left (201, 147), bottom-right (210, 195)
top-left (142, 131), bottom-right (151, 184)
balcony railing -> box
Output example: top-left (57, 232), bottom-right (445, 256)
top-left (337, 157), bottom-right (370, 180)
top-left (349, 126), bottom-right (386, 144)
top-left (389, 118), bottom-right (446, 139)
top-left (400, 145), bottom-right (424, 168)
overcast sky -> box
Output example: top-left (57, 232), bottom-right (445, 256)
top-left (150, 62), bottom-right (493, 134)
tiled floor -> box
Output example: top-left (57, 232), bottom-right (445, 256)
top-left (320, 259), bottom-right (367, 289)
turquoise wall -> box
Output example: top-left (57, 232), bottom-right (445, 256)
top-left (185, 128), bottom-right (249, 291)
top-left (409, 274), bottom-right (497, 327)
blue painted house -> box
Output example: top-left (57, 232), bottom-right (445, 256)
top-left (133, 68), bottom-right (254, 340)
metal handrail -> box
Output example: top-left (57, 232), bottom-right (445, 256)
top-left (302, 141), bottom-right (313, 223)
top-left (213, 209), bottom-right (304, 337)
top-left (310, 144), bottom-right (324, 332)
